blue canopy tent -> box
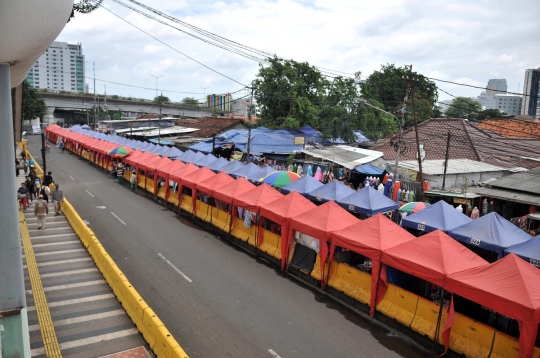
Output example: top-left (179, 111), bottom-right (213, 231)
top-left (206, 157), bottom-right (230, 172)
top-left (139, 142), bottom-right (154, 152)
top-left (281, 175), bottom-right (324, 195)
top-left (256, 166), bottom-right (276, 181)
top-left (186, 151), bottom-right (206, 164)
top-left (337, 185), bottom-right (399, 216)
top-left (305, 180), bottom-right (355, 204)
top-left (447, 212), bottom-right (533, 258)
top-left (401, 200), bottom-right (472, 233)
top-left (180, 150), bottom-right (197, 163)
top-left (353, 163), bottom-right (386, 176)
top-left (220, 160), bottom-right (245, 174)
top-left (149, 145), bottom-right (164, 154)
top-left (230, 162), bottom-right (262, 179)
top-left (194, 154), bottom-right (218, 167)
top-left (504, 237), bottom-right (540, 266)
top-left (161, 147), bottom-right (183, 158)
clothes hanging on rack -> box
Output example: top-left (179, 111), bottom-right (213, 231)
top-left (307, 165), bottom-right (314, 177)
top-left (293, 163), bottom-right (298, 173)
top-left (471, 207), bottom-right (480, 220)
top-left (297, 165), bottom-right (303, 176)
top-left (338, 168), bottom-right (344, 180)
top-left (314, 167), bottom-right (323, 181)
top-left (378, 183), bottom-right (385, 194)
top-left (482, 198), bottom-right (488, 215)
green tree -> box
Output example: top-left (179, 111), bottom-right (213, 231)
top-left (476, 108), bottom-right (504, 120)
top-left (153, 94), bottom-right (170, 103)
top-left (445, 97), bottom-right (482, 118)
top-left (360, 64), bottom-right (438, 127)
top-left (22, 80), bottom-right (46, 120)
top-left (181, 97), bottom-right (200, 107)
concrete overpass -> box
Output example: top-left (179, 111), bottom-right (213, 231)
top-left (39, 91), bottom-right (213, 123)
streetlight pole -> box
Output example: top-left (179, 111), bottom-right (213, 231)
top-left (357, 98), bottom-right (404, 201)
top-left (151, 75), bottom-right (162, 99)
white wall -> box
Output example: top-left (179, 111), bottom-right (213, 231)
top-left (425, 171), bottom-right (506, 189)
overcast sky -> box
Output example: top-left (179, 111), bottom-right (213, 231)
top-left (57, 0), bottom-right (540, 105)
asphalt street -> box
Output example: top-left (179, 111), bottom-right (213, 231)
top-left (27, 136), bottom-right (428, 358)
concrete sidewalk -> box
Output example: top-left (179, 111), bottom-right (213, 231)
top-left (15, 152), bottom-right (150, 357)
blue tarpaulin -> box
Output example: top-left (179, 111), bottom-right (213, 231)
top-left (353, 163), bottom-right (385, 176)
top-left (230, 162), bottom-right (263, 181)
top-left (194, 154), bottom-right (218, 167)
top-left (336, 186), bottom-right (398, 216)
top-left (305, 180), bottom-right (355, 204)
top-left (161, 147), bottom-right (183, 158)
top-left (220, 160), bottom-right (245, 174)
top-left (448, 212), bottom-right (533, 257)
top-left (187, 151), bottom-right (206, 164)
top-left (504, 237), bottom-right (540, 266)
top-left (401, 200), bottom-right (472, 233)
top-left (281, 175), bottom-right (324, 195)
top-left (206, 157), bottom-right (230, 172)
top-left (179, 150), bottom-right (196, 162)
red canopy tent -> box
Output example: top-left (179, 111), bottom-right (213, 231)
top-left (382, 230), bottom-right (489, 287)
top-left (131, 152), bottom-right (155, 172)
top-left (258, 192), bottom-right (316, 269)
top-left (330, 214), bottom-right (416, 316)
top-left (123, 150), bottom-right (144, 167)
top-left (156, 158), bottom-right (183, 180)
top-left (180, 167), bottom-right (216, 213)
top-left (151, 157), bottom-right (172, 194)
top-left (169, 162), bottom-right (199, 184)
top-left (212, 177), bottom-right (256, 204)
top-left (446, 254), bottom-right (540, 358)
top-left (288, 201), bottom-right (359, 284)
top-left (196, 172), bottom-right (235, 197)
top-left (141, 155), bottom-right (163, 172)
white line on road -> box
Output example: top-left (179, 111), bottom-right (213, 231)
top-left (110, 212), bottom-right (126, 225)
top-left (158, 253), bottom-right (192, 283)
top-left (69, 175), bottom-right (75, 181)
top-left (268, 349), bottom-right (282, 358)
top-left (85, 190), bottom-right (95, 197)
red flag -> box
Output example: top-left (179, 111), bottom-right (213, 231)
top-left (440, 295), bottom-right (455, 356)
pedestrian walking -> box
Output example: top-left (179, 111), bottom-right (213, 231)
top-left (34, 195), bottom-right (49, 230)
top-left (21, 157), bottom-right (28, 175)
top-left (52, 183), bottom-right (64, 216)
top-left (17, 183), bottom-right (29, 210)
top-left (117, 163), bottom-right (124, 183)
top-left (28, 157), bottom-right (35, 167)
top-left (59, 142), bottom-right (65, 153)
top-left (130, 170), bottom-right (137, 191)
top-left (44, 171), bottom-right (54, 187)
top-left (25, 176), bottom-right (35, 204)
top-left (15, 158), bottom-right (20, 177)
top-left (40, 185), bottom-right (50, 203)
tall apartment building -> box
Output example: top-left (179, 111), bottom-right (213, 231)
top-left (521, 68), bottom-right (540, 117)
top-left (207, 93), bottom-right (233, 111)
top-left (26, 41), bottom-right (86, 93)
top-left (494, 94), bottom-right (523, 115)
top-left (486, 79), bottom-right (507, 96)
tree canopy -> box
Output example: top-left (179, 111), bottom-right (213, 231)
top-left (254, 57), bottom-right (399, 141)
top-left (22, 80), bottom-right (46, 120)
top-left (446, 97), bottom-right (482, 118)
top-left (181, 97), bottom-right (200, 107)
top-left (153, 94), bottom-right (170, 103)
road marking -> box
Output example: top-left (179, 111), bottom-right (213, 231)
top-left (268, 349), bottom-right (282, 358)
top-left (30, 328), bottom-right (138, 355)
top-left (85, 190), bottom-right (95, 197)
top-left (158, 253), bottom-right (192, 283)
top-left (27, 293), bottom-right (115, 311)
top-left (111, 212), bottom-right (127, 225)
top-left (39, 268), bottom-right (97, 278)
top-left (33, 248), bottom-right (85, 257)
top-left (28, 309), bottom-right (124, 331)
top-left (69, 175), bottom-right (75, 180)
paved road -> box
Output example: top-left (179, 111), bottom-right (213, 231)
top-left (27, 136), bottom-right (428, 358)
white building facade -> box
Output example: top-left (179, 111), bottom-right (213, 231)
top-left (26, 41), bottom-right (86, 93)
top-left (494, 94), bottom-right (523, 115)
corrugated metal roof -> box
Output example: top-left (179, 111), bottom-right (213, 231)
top-left (484, 168), bottom-right (540, 195)
top-left (474, 187), bottom-right (540, 206)
top-left (399, 159), bottom-right (513, 175)
top-left (301, 145), bottom-right (384, 169)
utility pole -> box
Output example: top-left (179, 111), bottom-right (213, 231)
top-left (390, 66), bottom-right (412, 200)
top-left (201, 87), bottom-right (209, 119)
top-left (159, 92), bottom-right (163, 144)
top-left (248, 81), bottom-right (254, 122)
top-left (41, 132), bottom-right (47, 175)
top-left (151, 75), bottom-right (162, 100)
top-left (104, 84), bottom-right (108, 121)
top-left (93, 62), bottom-right (96, 127)
top-left (442, 131), bottom-right (451, 190)
top-left (411, 76), bottom-right (425, 201)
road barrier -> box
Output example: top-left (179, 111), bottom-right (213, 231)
top-left (377, 283), bottom-right (419, 327)
top-left (61, 199), bottom-right (189, 358)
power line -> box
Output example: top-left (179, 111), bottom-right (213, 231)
top-left (427, 77), bottom-right (534, 98)
top-left (101, 5), bottom-right (249, 87)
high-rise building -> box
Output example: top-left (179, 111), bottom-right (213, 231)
top-left (494, 94), bottom-right (523, 115)
top-left (25, 41), bottom-right (86, 93)
top-left (521, 68), bottom-right (540, 117)
top-left (486, 79), bottom-right (507, 96)
top-left (207, 93), bottom-right (233, 111)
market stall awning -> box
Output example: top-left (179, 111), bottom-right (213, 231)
top-left (305, 180), bottom-right (355, 204)
top-left (280, 174), bottom-right (324, 195)
top-left (193, 153), bottom-right (218, 168)
top-left (301, 145), bottom-right (384, 169)
top-left (401, 200), bottom-right (472, 233)
top-left (353, 163), bottom-right (386, 175)
top-left (156, 159), bottom-right (184, 180)
top-left (196, 172), bottom-right (236, 197)
top-left (213, 177), bottom-right (256, 204)
top-left (447, 212), bottom-right (533, 257)
top-left (220, 160), bottom-right (245, 175)
top-left (232, 184), bottom-right (283, 213)
top-left (504, 237), bottom-right (540, 266)
top-left (169, 162), bottom-right (199, 184)
top-left (337, 185), bottom-right (399, 216)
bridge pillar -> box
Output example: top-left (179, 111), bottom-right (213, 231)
top-left (43, 106), bottom-right (55, 125)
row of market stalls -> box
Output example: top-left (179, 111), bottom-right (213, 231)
top-left (45, 124), bottom-right (540, 358)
